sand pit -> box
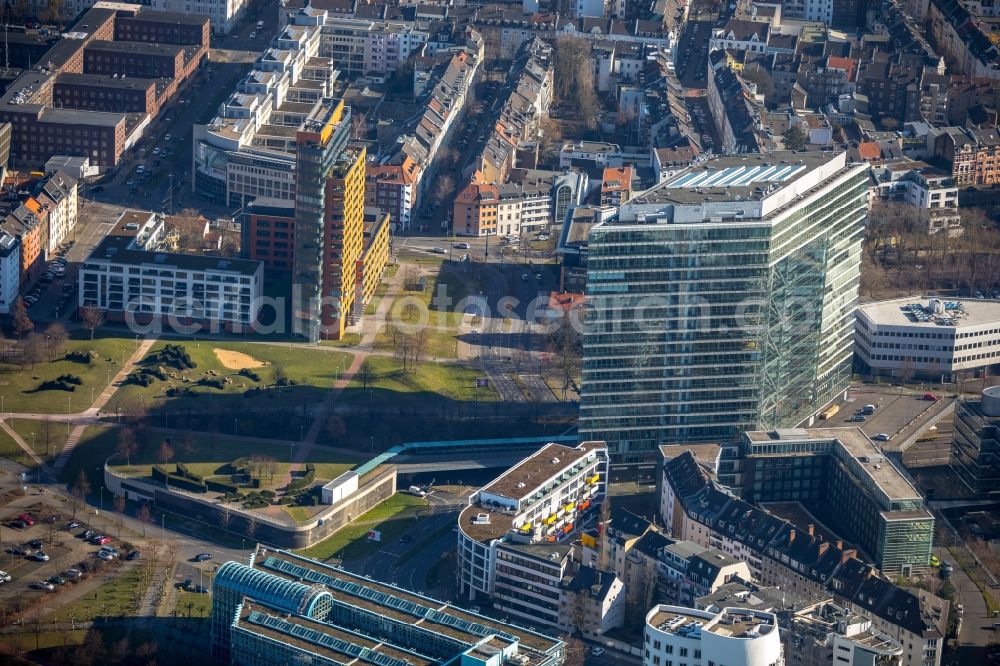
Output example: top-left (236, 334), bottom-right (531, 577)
top-left (213, 348), bottom-right (267, 370)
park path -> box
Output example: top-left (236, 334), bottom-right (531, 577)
top-left (279, 260), bottom-right (414, 487)
top-left (52, 338), bottom-right (157, 473)
top-left (0, 418), bottom-right (49, 474)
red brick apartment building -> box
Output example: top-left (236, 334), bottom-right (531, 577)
top-left (0, 6), bottom-right (208, 168)
top-left (241, 200), bottom-right (296, 271)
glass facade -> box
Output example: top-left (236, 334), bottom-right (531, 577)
top-left (737, 435), bottom-right (934, 573)
top-left (951, 400), bottom-right (1000, 495)
top-left (293, 103), bottom-right (352, 342)
top-left (579, 162), bottom-right (869, 463)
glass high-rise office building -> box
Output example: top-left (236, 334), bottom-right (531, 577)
top-left (293, 99), bottom-right (361, 342)
top-left (579, 152), bottom-right (870, 463)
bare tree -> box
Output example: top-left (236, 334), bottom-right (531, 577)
top-left (116, 428), bottom-right (138, 468)
top-left (22, 332), bottom-right (47, 370)
top-left (79, 306), bottom-right (105, 341)
top-left (10, 296), bottom-right (33, 339)
top-left (157, 441), bottom-right (175, 467)
top-left (549, 313), bottom-right (581, 398)
top-left (71, 469), bottom-right (91, 520)
top-left (113, 494), bottom-right (126, 539)
top-left (359, 358), bottom-right (373, 390)
top-left (324, 415), bottom-right (347, 440)
top-left (219, 504), bottom-right (231, 537)
top-left (43, 322), bottom-right (68, 362)
top-left (245, 517), bottom-right (257, 542)
top-left (137, 504), bottom-right (152, 537)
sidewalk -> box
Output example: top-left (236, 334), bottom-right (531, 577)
top-left (53, 338), bottom-right (157, 472)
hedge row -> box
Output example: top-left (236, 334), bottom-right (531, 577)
top-left (151, 465), bottom-right (207, 493)
top-left (286, 463), bottom-right (316, 492)
top-left (207, 478), bottom-right (239, 494)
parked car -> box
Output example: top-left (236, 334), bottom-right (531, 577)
top-left (455, 242), bottom-right (471, 249)
top-left (95, 536), bottom-right (112, 545)
top-left (430, 247), bottom-right (446, 254)
top-left (6, 546), bottom-right (26, 556)
top-left (194, 553), bottom-right (213, 562)
top-left (17, 514), bottom-right (34, 526)
top-left (126, 550), bottom-right (141, 561)
top-left (28, 540), bottom-right (43, 549)
top-left (33, 551), bottom-right (49, 562)
top-left (82, 530), bottom-right (96, 539)
top-left (923, 393), bottom-right (939, 401)
top-left (48, 575), bottom-right (67, 586)
top-left (195, 585), bottom-right (209, 594)
top-left (0, 570), bottom-right (11, 583)
top-left (64, 568), bottom-right (82, 579)
top-left (591, 647), bottom-right (606, 657)
top-left (66, 521), bottom-right (80, 530)
top-left (850, 415), bottom-right (866, 422)
top-left (873, 433), bottom-right (890, 442)
top-left (97, 550), bottom-right (114, 561)
top-left (32, 581), bottom-right (55, 591)
top-left (89, 185), bottom-right (105, 194)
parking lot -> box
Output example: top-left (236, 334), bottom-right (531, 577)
top-left (1, 500), bottom-right (138, 610)
top-left (815, 384), bottom-right (955, 449)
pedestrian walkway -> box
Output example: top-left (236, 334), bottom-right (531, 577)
top-left (0, 418), bottom-right (49, 473)
top-left (53, 337), bottom-right (156, 472)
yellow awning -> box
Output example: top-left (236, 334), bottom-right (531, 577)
top-left (564, 503), bottom-right (575, 512)
top-left (544, 514), bottom-right (557, 524)
top-left (587, 474), bottom-right (600, 484)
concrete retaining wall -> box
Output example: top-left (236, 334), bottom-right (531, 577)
top-left (105, 463), bottom-right (397, 549)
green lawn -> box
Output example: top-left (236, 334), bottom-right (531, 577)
top-left (8, 418), bottom-right (70, 462)
top-left (110, 340), bottom-right (353, 412)
top-left (175, 590), bottom-right (213, 618)
top-left (65, 426), bottom-right (361, 494)
top-left (107, 433), bottom-right (359, 482)
top-left (0, 332), bottom-right (133, 413)
top-left (373, 326), bottom-right (459, 360)
top-left (296, 493), bottom-right (430, 561)
top-left (57, 563), bottom-right (148, 622)
top-left (0, 424), bottom-right (26, 462)
top-left (347, 356), bottom-right (496, 406)
top-left (391, 266), bottom-right (482, 328)
top-left (319, 333), bottom-right (363, 348)
top-left (113, 459), bottom-right (355, 493)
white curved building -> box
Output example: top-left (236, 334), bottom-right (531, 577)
top-left (456, 441), bottom-right (610, 629)
top-left (644, 605), bottom-right (784, 666)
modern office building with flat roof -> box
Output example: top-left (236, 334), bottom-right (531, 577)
top-left (643, 605), bottom-right (784, 666)
top-left (855, 295), bottom-right (1000, 382)
top-left (78, 210), bottom-right (263, 331)
top-left (192, 6), bottom-right (336, 207)
top-left (951, 387), bottom-right (1000, 495)
top-left (212, 546), bottom-right (565, 666)
top-left (579, 150), bottom-right (870, 463)
top-left (737, 428), bottom-right (934, 574)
